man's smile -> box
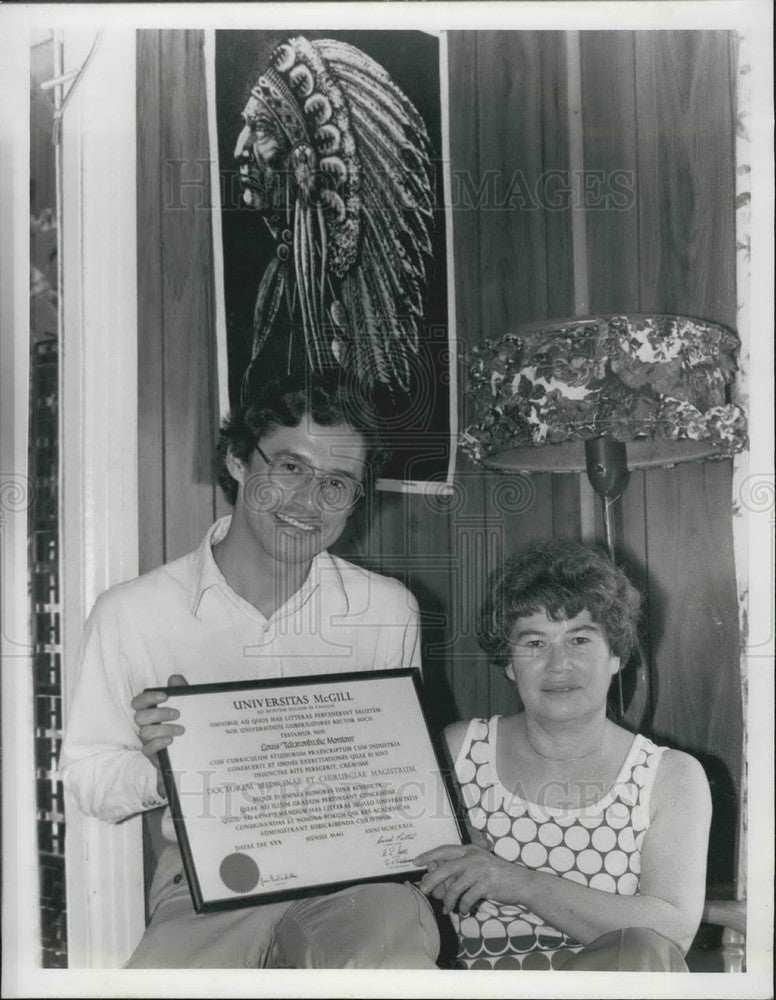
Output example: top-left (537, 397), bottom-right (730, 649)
top-left (275, 511), bottom-right (319, 533)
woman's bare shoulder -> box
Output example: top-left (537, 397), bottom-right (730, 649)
top-left (656, 746), bottom-right (710, 782)
top-left (443, 719), bottom-right (473, 762)
top-left (652, 746), bottom-right (712, 814)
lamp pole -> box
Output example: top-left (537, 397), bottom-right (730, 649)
top-left (583, 436), bottom-right (651, 725)
top-left (584, 436), bottom-right (630, 561)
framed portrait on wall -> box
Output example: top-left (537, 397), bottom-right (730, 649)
top-left (205, 29), bottom-right (457, 492)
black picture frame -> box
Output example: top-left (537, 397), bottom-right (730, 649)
top-left (156, 668), bottom-right (466, 913)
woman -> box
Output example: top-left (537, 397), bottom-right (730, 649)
top-left (415, 539), bottom-right (711, 971)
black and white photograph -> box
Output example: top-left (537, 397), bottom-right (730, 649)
top-left (1, 3), bottom-right (773, 999)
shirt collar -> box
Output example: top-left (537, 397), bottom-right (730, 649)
top-left (189, 516), bottom-right (350, 619)
top-left (296, 548), bottom-right (350, 619)
top-left (189, 515), bottom-right (233, 615)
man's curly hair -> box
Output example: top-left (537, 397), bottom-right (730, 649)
top-left (216, 370), bottom-right (390, 506)
top-left (477, 538), bottom-right (642, 669)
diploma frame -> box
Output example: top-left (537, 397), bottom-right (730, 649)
top-left (156, 669), bottom-right (466, 913)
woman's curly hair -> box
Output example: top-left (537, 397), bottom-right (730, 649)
top-left (216, 370), bottom-right (390, 506)
top-left (477, 538), bottom-right (642, 669)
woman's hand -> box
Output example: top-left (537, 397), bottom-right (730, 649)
top-left (414, 843), bottom-right (523, 915)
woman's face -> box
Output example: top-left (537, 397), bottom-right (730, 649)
top-left (506, 608), bottom-right (620, 724)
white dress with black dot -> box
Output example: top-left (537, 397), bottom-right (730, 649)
top-left (451, 716), bottom-right (666, 970)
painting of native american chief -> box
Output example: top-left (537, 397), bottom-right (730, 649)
top-left (212, 30), bottom-right (453, 486)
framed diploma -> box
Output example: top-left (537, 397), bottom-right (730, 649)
top-left (156, 669), bottom-right (465, 913)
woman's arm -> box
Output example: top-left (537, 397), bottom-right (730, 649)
top-left (416, 748), bottom-right (711, 953)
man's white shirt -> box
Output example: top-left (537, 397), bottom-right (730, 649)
top-left (59, 516), bottom-right (421, 826)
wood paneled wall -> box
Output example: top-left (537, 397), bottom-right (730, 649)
top-left (137, 29), bottom-right (742, 889)
top-left (137, 31), bottom-right (228, 578)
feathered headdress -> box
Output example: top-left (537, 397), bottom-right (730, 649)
top-left (235, 36), bottom-right (434, 401)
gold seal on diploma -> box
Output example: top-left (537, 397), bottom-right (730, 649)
top-left (219, 852), bottom-right (260, 894)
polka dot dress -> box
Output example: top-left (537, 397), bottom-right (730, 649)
top-left (451, 717), bottom-right (665, 970)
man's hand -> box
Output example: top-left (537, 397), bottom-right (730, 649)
top-left (414, 843), bottom-right (524, 915)
top-left (131, 673), bottom-right (188, 797)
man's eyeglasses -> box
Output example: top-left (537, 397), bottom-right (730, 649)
top-left (254, 444), bottom-right (365, 512)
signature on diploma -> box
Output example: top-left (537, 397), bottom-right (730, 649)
top-left (376, 831), bottom-right (417, 845)
top-left (377, 830), bottom-right (417, 863)
top-left (261, 871), bottom-right (298, 884)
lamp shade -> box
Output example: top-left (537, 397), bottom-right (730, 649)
top-left (459, 314), bottom-right (747, 473)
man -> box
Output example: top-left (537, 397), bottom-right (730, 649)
top-left (59, 372), bottom-right (440, 968)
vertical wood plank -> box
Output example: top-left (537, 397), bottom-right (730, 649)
top-left (616, 469), bottom-right (652, 670)
top-left (698, 461), bottom-right (743, 777)
top-left (580, 31), bottom-right (640, 313)
top-left (699, 459), bottom-right (743, 888)
top-left (551, 474), bottom-right (581, 538)
top-left (542, 32), bottom-right (580, 541)
top-left (475, 31), bottom-right (550, 331)
top-left (447, 31), bottom-right (490, 722)
top-left (136, 27), bottom-right (167, 905)
top-left (644, 460), bottom-right (740, 888)
top-left (646, 463), bottom-right (725, 748)
top-left (407, 492), bottom-right (458, 732)
top-left (159, 30), bottom-right (219, 560)
top-left (541, 31), bottom-right (574, 318)
top-left (136, 30), bottom-right (165, 574)
top-left (635, 31), bottom-right (737, 324)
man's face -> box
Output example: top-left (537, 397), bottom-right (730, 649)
top-left (229, 418), bottom-right (368, 567)
top-left (506, 608), bottom-right (620, 724)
